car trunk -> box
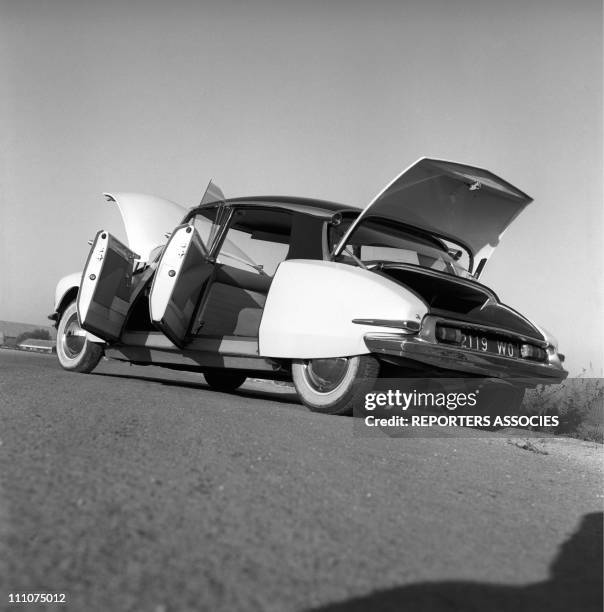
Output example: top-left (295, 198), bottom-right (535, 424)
top-left (377, 264), bottom-right (545, 341)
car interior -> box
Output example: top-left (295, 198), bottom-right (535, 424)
top-left (193, 208), bottom-right (297, 339)
top-left (123, 206), bottom-right (326, 349)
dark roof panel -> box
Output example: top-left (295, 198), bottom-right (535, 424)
top-left (224, 195), bottom-right (360, 217)
top-left (187, 195), bottom-right (360, 222)
top-left (229, 195), bottom-right (357, 210)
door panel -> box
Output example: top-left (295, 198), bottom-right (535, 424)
top-left (192, 264), bottom-right (271, 337)
top-left (195, 281), bottom-right (266, 337)
top-left (149, 224), bottom-right (213, 347)
top-left (77, 230), bottom-right (139, 342)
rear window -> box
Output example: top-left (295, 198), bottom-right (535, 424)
top-left (331, 218), bottom-right (473, 279)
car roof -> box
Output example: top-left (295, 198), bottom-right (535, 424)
top-left (192, 195), bottom-right (360, 220)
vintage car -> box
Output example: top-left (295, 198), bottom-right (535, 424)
top-left (50, 158), bottom-right (567, 415)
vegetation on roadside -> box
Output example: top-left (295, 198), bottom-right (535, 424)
top-left (523, 372), bottom-right (604, 443)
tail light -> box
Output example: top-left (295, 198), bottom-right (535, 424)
top-left (520, 344), bottom-right (547, 361)
top-left (436, 326), bottom-right (462, 344)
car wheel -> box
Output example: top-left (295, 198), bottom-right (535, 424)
top-left (56, 301), bottom-right (103, 372)
top-left (204, 370), bottom-right (247, 392)
top-left (291, 355), bottom-right (380, 415)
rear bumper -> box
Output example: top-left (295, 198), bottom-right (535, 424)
top-left (364, 333), bottom-right (568, 385)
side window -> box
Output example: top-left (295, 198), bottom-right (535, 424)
top-left (193, 206), bottom-right (221, 249)
top-left (217, 209), bottom-right (292, 277)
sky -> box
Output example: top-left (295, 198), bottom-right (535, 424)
top-left (0, 0), bottom-right (602, 375)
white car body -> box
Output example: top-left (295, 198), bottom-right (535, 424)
top-left (259, 260), bottom-right (426, 358)
top-left (51, 160), bottom-right (567, 414)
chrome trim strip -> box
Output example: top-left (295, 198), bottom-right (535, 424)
top-left (351, 318), bottom-right (420, 332)
top-left (364, 333), bottom-right (567, 383)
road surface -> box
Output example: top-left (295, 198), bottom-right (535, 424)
top-left (0, 350), bottom-right (601, 611)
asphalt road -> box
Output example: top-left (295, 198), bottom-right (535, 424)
top-left (0, 350), bottom-right (602, 612)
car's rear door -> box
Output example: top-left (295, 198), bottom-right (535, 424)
top-left (77, 231), bottom-right (140, 341)
top-left (148, 223), bottom-right (215, 348)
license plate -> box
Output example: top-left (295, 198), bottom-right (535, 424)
top-left (460, 332), bottom-right (518, 358)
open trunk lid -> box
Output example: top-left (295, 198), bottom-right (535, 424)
top-left (335, 157), bottom-right (532, 275)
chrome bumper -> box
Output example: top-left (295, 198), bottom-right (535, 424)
top-left (364, 333), bottom-right (568, 385)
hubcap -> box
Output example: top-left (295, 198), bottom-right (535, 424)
top-left (62, 312), bottom-right (86, 359)
top-left (303, 358), bottom-right (349, 393)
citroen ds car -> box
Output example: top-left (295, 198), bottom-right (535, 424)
top-left (50, 158), bottom-right (568, 415)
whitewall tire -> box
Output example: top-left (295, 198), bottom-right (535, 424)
top-left (56, 301), bottom-right (103, 373)
top-left (292, 355), bottom-right (380, 415)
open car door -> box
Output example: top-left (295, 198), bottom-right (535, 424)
top-left (77, 231), bottom-right (140, 342)
top-left (149, 223), bottom-right (214, 348)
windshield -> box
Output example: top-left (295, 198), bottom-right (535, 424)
top-left (330, 218), bottom-right (473, 279)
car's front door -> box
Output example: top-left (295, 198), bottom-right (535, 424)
top-left (77, 231), bottom-right (140, 342)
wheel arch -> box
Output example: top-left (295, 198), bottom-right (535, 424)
top-left (56, 286), bottom-right (79, 318)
